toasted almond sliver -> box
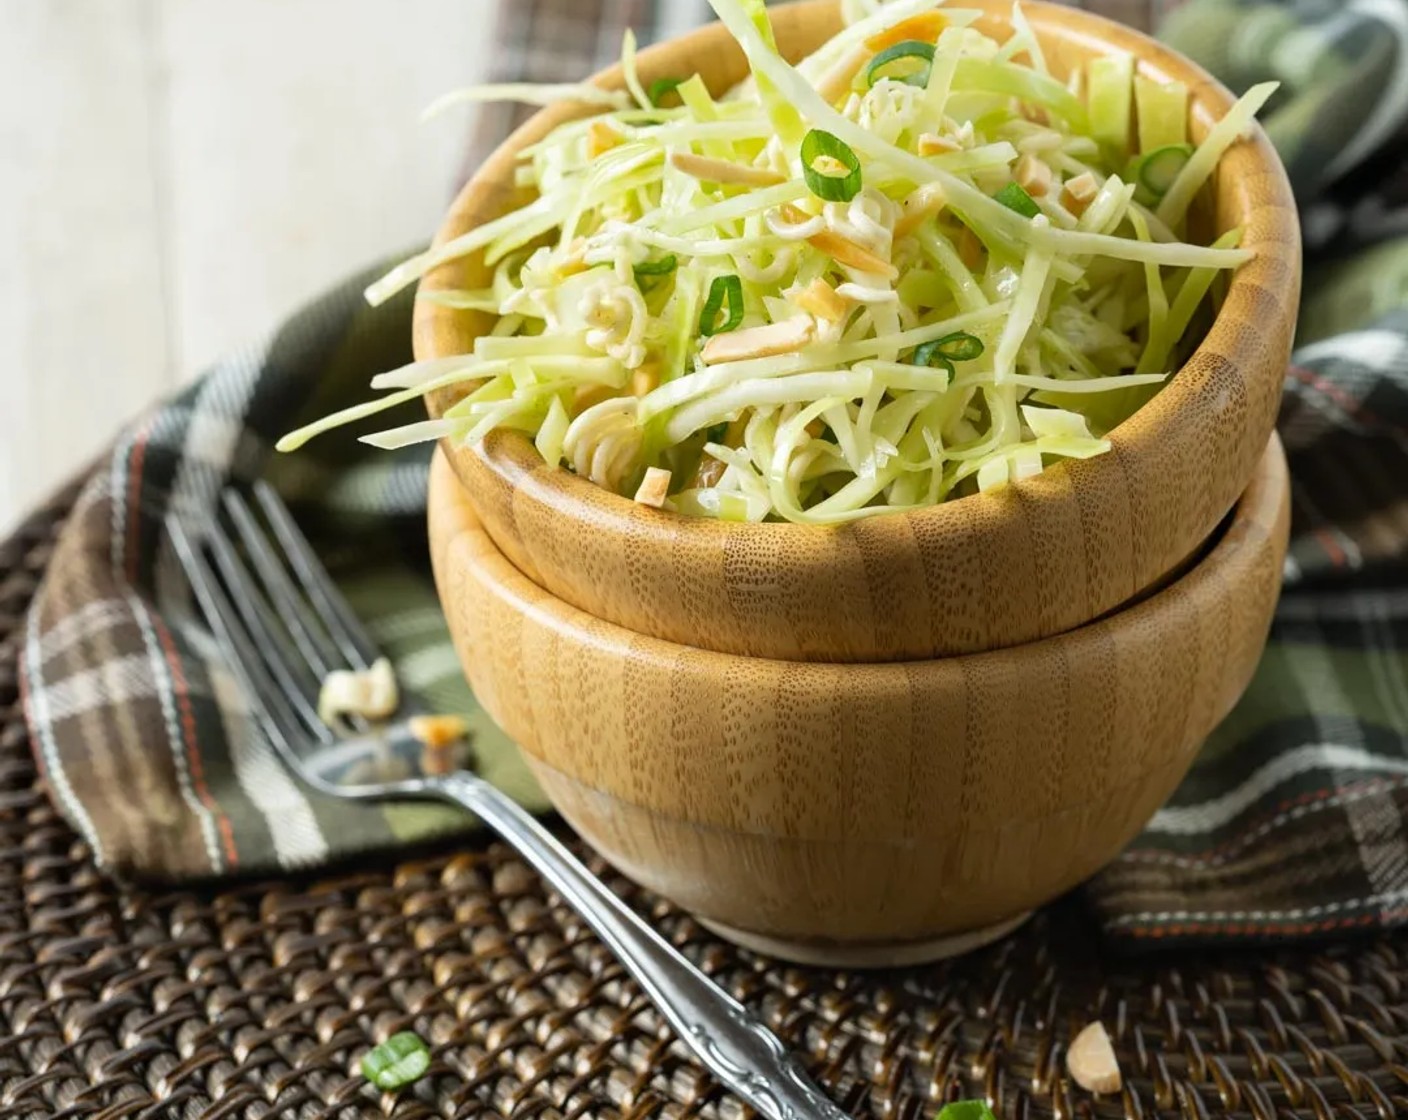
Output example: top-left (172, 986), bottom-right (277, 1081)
top-left (894, 184), bottom-right (947, 239)
top-left (865, 11), bottom-right (947, 51)
top-left (807, 229), bottom-right (899, 279)
top-left (701, 316), bottom-right (815, 364)
top-left (958, 225), bottom-right (985, 270)
top-left (1067, 1021), bottom-right (1122, 1095)
top-left (669, 151), bottom-right (786, 187)
top-left (634, 467), bottom-right (672, 508)
top-left (815, 43), bottom-right (873, 105)
top-left (793, 278), bottom-right (849, 322)
top-left (1015, 153), bottom-right (1054, 198)
top-left (692, 455), bottom-right (727, 489)
top-left (573, 383), bottom-right (616, 415)
top-left (917, 132), bottom-right (963, 157)
top-left (1061, 171), bottom-right (1100, 217)
top-left (587, 120), bottom-right (623, 159)
top-left (409, 714), bottom-right (471, 750)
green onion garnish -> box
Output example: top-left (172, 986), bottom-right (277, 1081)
top-left (699, 275), bottom-right (744, 336)
top-left (362, 1032), bottom-right (431, 1092)
top-left (914, 331), bottom-right (985, 369)
top-left (801, 129), bottom-right (863, 202)
top-left (913, 331), bottom-right (985, 376)
top-left (648, 77), bottom-right (686, 107)
top-left (995, 181), bottom-right (1041, 218)
top-left (634, 255), bottom-right (678, 277)
top-left (634, 254), bottom-right (678, 292)
top-left (935, 1103), bottom-right (998, 1120)
top-left (866, 40), bottom-right (936, 89)
top-left (1133, 143), bottom-right (1193, 197)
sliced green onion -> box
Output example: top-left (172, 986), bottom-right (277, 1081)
top-left (699, 274), bottom-right (744, 336)
top-left (634, 254), bottom-right (678, 292)
top-left (800, 129), bottom-right (862, 202)
top-left (648, 77), bottom-right (686, 107)
top-left (866, 40), bottom-right (936, 89)
top-left (634, 255), bottom-right (679, 276)
top-left (1132, 144), bottom-right (1193, 198)
top-left (362, 1032), bottom-right (431, 1092)
top-left (913, 331), bottom-right (985, 371)
top-left (935, 1101), bottom-right (997, 1120)
top-left (994, 181), bottom-right (1040, 218)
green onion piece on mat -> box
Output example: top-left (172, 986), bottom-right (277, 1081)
top-left (935, 1102), bottom-right (998, 1120)
top-left (699, 275), bottom-right (744, 336)
top-left (801, 129), bottom-right (863, 201)
top-left (362, 1032), bottom-right (431, 1091)
top-left (867, 40), bottom-right (936, 88)
top-left (994, 181), bottom-right (1040, 217)
top-left (648, 77), bottom-right (685, 107)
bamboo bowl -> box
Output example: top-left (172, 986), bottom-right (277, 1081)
top-left (429, 436), bottom-right (1290, 966)
top-left (417, 0), bottom-right (1299, 663)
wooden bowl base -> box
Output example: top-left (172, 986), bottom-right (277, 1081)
top-left (696, 911), bottom-right (1034, 968)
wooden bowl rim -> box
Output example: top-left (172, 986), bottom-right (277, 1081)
top-left (417, 0), bottom-right (1297, 553)
top-left (433, 433), bottom-right (1289, 674)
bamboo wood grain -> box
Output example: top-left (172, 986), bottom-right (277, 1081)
top-left (416, 0), bottom-right (1299, 664)
top-left (429, 436), bottom-right (1290, 958)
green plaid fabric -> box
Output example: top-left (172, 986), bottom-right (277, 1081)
top-left (20, 0), bottom-right (1408, 945)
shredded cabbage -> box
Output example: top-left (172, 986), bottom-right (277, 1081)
top-left (278, 0), bottom-right (1273, 523)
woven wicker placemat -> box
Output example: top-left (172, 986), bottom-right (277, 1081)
top-left (1, 485), bottom-right (1405, 1120)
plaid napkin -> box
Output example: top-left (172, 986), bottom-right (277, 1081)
top-left (20, 0), bottom-right (1408, 946)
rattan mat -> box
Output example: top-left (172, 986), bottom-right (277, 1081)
top-left (1, 483), bottom-right (1405, 1120)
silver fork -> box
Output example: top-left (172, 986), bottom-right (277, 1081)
top-left (166, 482), bottom-right (851, 1120)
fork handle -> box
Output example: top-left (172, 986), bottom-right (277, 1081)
top-left (432, 771), bottom-right (851, 1120)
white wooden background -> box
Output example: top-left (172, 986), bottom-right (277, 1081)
top-left (0, 0), bottom-right (496, 533)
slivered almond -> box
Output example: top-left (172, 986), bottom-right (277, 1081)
top-left (811, 228), bottom-right (898, 279)
top-left (917, 132), bottom-right (962, 156)
top-left (1061, 171), bottom-right (1100, 217)
top-left (815, 43), bottom-right (872, 105)
top-left (631, 364), bottom-right (660, 398)
top-left (779, 205), bottom-right (897, 277)
top-left (633, 467), bottom-right (672, 508)
top-left (692, 456), bottom-right (727, 489)
top-left (894, 184), bottom-right (947, 239)
top-left (701, 316), bottom-right (815, 364)
top-left (409, 715), bottom-right (470, 750)
top-left (1067, 1022), bottom-right (1122, 1095)
top-left (587, 120), bottom-right (623, 159)
top-left (1015, 153), bottom-right (1054, 198)
top-left (958, 225), bottom-right (985, 270)
top-left (865, 11), bottom-right (946, 51)
top-left (793, 278), bottom-right (849, 322)
top-left (669, 151), bottom-right (786, 187)
top-left (572, 383), bottom-right (616, 414)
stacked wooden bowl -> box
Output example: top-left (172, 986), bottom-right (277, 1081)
top-left (424, 0), bottom-right (1298, 964)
